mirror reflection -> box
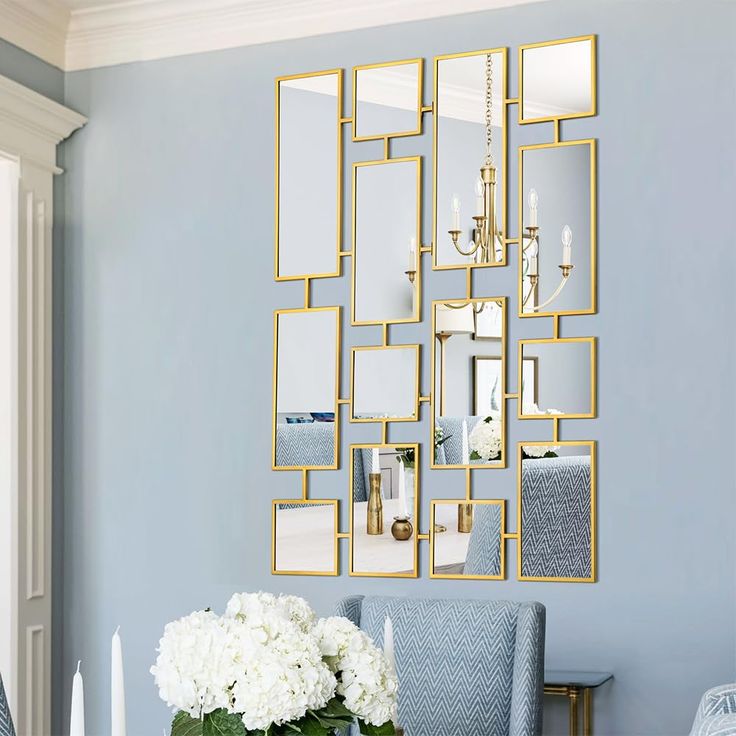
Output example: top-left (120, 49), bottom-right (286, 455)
top-left (520, 37), bottom-right (595, 122)
top-left (520, 442), bottom-right (594, 580)
top-left (519, 338), bottom-right (595, 418)
top-left (277, 72), bottom-right (341, 279)
top-left (520, 141), bottom-right (594, 315)
top-left (273, 501), bottom-right (337, 574)
top-left (432, 299), bottom-right (505, 467)
top-left (435, 50), bottom-right (505, 268)
top-left (274, 308), bottom-right (339, 468)
top-left (353, 60), bottom-right (421, 140)
top-left (353, 158), bottom-right (420, 324)
top-left (350, 445), bottom-right (418, 576)
top-left (352, 346), bottom-right (418, 421)
top-left (431, 501), bottom-right (504, 578)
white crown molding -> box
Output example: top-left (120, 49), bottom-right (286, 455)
top-left (0, 0), bottom-right (69, 69)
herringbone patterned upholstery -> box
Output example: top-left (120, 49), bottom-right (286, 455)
top-left (690, 684), bottom-right (736, 736)
top-left (275, 422), bottom-right (334, 467)
top-left (435, 417), bottom-right (483, 465)
top-left (334, 595), bottom-right (545, 736)
top-left (464, 505), bottom-right (502, 577)
top-left (0, 675), bottom-right (16, 736)
top-left (520, 456), bottom-right (591, 579)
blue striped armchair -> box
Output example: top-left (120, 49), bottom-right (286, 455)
top-left (335, 595), bottom-right (545, 736)
top-left (0, 674), bottom-right (16, 736)
top-left (690, 684), bottom-right (736, 735)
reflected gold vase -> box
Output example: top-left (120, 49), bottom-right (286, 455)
top-left (391, 517), bottom-right (413, 541)
top-left (458, 503), bottom-right (473, 533)
top-left (367, 473), bottom-right (383, 535)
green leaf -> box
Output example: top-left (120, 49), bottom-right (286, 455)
top-left (172, 711), bottom-right (204, 736)
top-left (358, 720), bottom-right (395, 736)
top-left (316, 698), bottom-right (354, 719)
top-left (203, 709), bottom-right (246, 736)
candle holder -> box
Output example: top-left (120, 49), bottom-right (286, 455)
top-left (521, 226), bottom-right (574, 312)
top-left (391, 516), bottom-right (413, 541)
top-left (434, 523), bottom-right (447, 533)
top-left (367, 473), bottom-right (384, 535)
top-left (404, 269), bottom-right (416, 284)
top-left (458, 503), bottom-right (473, 534)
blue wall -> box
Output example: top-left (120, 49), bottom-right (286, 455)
top-left (54, 0), bottom-right (736, 733)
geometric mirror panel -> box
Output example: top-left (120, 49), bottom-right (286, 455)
top-left (272, 500), bottom-right (338, 575)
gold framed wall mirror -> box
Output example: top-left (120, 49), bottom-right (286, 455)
top-left (519, 35), bottom-right (596, 124)
top-left (352, 157), bottom-right (421, 325)
top-left (431, 298), bottom-right (506, 469)
top-left (429, 499), bottom-right (506, 580)
top-left (519, 139), bottom-right (596, 317)
top-left (350, 345), bottom-right (420, 422)
top-left (275, 70), bottom-right (343, 281)
top-left (518, 337), bottom-right (596, 419)
top-left (349, 444), bottom-right (419, 578)
top-left (433, 48), bottom-right (507, 270)
top-left (352, 59), bottom-right (423, 141)
top-left (272, 307), bottom-right (340, 469)
top-left (517, 441), bottom-right (596, 582)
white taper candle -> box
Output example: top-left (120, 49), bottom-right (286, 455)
top-left (70, 661), bottom-right (85, 736)
top-left (111, 627), bottom-right (126, 736)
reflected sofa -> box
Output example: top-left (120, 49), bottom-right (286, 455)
top-left (335, 595), bottom-right (545, 736)
top-left (690, 684), bottom-right (736, 736)
top-left (0, 674), bottom-right (16, 736)
top-left (275, 421), bottom-right (334, 467)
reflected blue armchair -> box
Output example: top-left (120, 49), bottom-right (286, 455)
top-left (690, 684), bottom-right (736, 735)
top-left (335, 595), bottom-right (545, 736)
top-left (0, 674), bottom-right (16, 736)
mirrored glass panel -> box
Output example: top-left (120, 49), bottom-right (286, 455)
top-left (519, 442), bottom-right (595, 581)
top-left (432, 299), bottom-right (505, 468)
top-left (520, 141), bottom-right (595, 316)
top-left (353, 60), bottom-right (422, 140)
top-left (430, 500), bottom-right (504, 579)
top-left (350, 445), bottom-right (418, 577)
top-left (519, 338), bottom-right (595, 418)
top-left (353, 158), bottom-right (420, 325)
top-left (277, 71), bottom-right (341, 279)
top-left (434, 49), bottom-right (505, 269)
top-left (352, 346), bottom-right (418, 421)
top-left (520, 36), bottom-right (595, 123)
top-left (273, 501), bottom-right (337, 574)
top-left (273, 308), bottom-right (339, 468)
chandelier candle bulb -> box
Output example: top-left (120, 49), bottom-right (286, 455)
top-left (408, 237), bottom-right (416, 270)
top-left (70, 661), bottom-right (85, 736)
top-left (530, 255), bottom-right (538, 277)
top-left (561, 225), bottom-right (573, 266)
top-left (529, 188), bottom-right (538, 227)
top-left (475, 177), bottom-right (484, 216)
top-left (452, 194), bottom-right (460, 230)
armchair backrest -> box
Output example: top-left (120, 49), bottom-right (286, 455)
top-left (0, 674), bottom-right (16, 736)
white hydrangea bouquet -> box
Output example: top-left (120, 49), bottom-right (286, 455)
top-left (151, 592), bottom-right (398, 736)
top-left (469, 416), bottom-right (502, 461)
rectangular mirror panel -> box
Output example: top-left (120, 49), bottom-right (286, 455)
top-left (519, 338), bottom-right (595, 418)
top-left (277, 71), bottom-right (341, 279)
top-left (353, 158), bottom-right (420, 325)
top-left (434, 49), bottom-right (506, 269)
top-left (432, 299), bottom-right (505, 467)
top-left (353, 60), bottom-right (422, 140)
top-left (273, 308), bottom-right (339, 468)
top-left (519, 442), bottom-right (595, 581)
top-left (520, 36), bottom-right (595, 123)
top-left (350, 445), bottom-right (418, 577)
top-left (430, 500), bottom-right (504, 579)
top-left (273, 501), bottom-right (338, 574)
top-left (352, 346), bottom-right (419, 421)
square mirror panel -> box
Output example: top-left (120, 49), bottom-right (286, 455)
top-left (519, 36), bottom-right (596, 123)
top-left (434, 49), bottom-right (506, 269)
top-left (432, 299), bottom-right (506, 467)
top-left (519, 140), bottom-right (596, 316)
top-left (273, 308), bottom-right (339, 469)
top-left (276, 71), bottom-right (342, 280)
top-left (518, 442), bottom-right (595, 581)
top-left (351, 345), bottom-right (419, 421)
top-left (519, 337), bottom-right (595, 418)
top-left (273, 500), bottom-right (338, 575)
top-left (353, 158), bottom-right (420, 325)
top-left (430, 500), bottom-right (505, 579)
top-left (352, 59), bottom-right (422, 141)
top-left (350, 445), bottom-right (419, 577)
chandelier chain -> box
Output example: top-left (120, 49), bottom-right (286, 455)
top-left (485, 53), bottom-right (494, 167)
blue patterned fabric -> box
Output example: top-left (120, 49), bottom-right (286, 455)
top-left (435, 416), bottom-right (490, 465)
top-left (275, 422), bottom-right (335, 467)
top-left (352, 449), bottom-right (373, 502)
top-left (464, 504), bottom-right (502, 576)
top-left (0, 674), bottom-right (16, 736)
top-left (690, 684), bottom-right (736, 736)
top-left (334, 595), bottom-right (545, 736)
top-left (520, 456), bottom-right (592, 579)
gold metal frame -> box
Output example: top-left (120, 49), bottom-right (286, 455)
top-left (274, 69), bottom-right (344, 282)
top-left (351, 156), bottom-right (422, 326)
top-left (429, 499), bottom-right (506, 580)
top-left (350, 345), bottom-right (420, 423)
top-left (517, 441), bottom-right (596, 583)
top-left (517, 337), bottom-right (596, 420)
top-left (271, 499), bottom-right (340, 576)
top-left (432, 47), bottom-right (509, 271)
top-left (348, 443), bottom-right (420, 578)
top-left (518, 139), bottom-right (597, 318)
top-left (352, 58), bottom-right (424, 142)
top-left (272, 306), bottom-right (341, 470)
top-left (430, 297), bottom-right (507, 469)
top-left (518, 35), bottom-right (597, 124)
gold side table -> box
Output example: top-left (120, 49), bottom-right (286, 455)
top-left (544, 670), bottom-right (613, 736)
